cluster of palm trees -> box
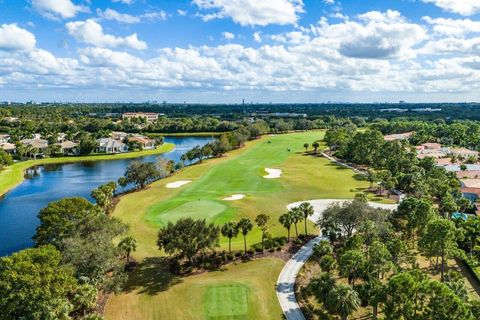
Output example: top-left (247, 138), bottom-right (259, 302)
top-left (278, 202), bottom-right (315, 241)
top-left (220, 205), bottom-right (315, 255)
top-left (303, 142), bottom-right (321, 153)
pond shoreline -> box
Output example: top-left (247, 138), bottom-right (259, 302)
top-left (0, 143), bottom-right (175, 198)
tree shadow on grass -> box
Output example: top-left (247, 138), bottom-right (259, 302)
top-left (123, 257), bottom-right (182, 295)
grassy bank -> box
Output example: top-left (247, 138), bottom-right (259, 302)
top-left (0, 143), bottom-right (174, 197)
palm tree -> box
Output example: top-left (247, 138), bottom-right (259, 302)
top-left (290, 207), bottom-right (303, 238)
top-left (255, 214), bottom-right (270, 251)
top-left (310, 272), bottom-right (335, 305)
top-left (303, 143), bottom-right (309, 152)
top-left (221, 222), bottom-right (239, 252)
top-left (279, 212), bottom-right (293, 241)
top-left (118, 236), bottom-right (137, 263)
top-left (299, 202), bottom-right (314, 236)
top-left (312, 141), bottom-right (320, 153)
top-left (237, 218), bottom-right (253, 255)
top-left (327, 284), bottom-right (360, 320)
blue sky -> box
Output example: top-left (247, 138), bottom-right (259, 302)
top-left (0, 0), bottom-right (480, 103)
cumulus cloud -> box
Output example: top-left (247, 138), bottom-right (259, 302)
top-left (423, 0), bottom-right (480, 16)
top-left (193, 0), bottom-right (304, 26)
top-left (66, 19), bottom-right (147, 50)
top-left (222, 32), bottom-right (235, 40)
top-left (0, 24), bottom-right (36, 51)
top-left (253, 32), bottom-right (262, 42)
top-left (315, 10), bottom-right (427, 59)
top-left (423, 17), bottom-right (480, 37)
top-left (30, 0), bottom-right (89, 20)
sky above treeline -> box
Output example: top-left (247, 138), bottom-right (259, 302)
top-left (1, 0), bottom-right (480, 103)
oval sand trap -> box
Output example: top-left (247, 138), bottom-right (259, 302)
top-left (263, 168), bottom-right (282, 179)
top-left (166, 180), bottom-right (191, 188)
top-left (223, 194), bottom-right (246, 201)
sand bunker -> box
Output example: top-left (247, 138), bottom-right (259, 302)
top-left (263, 168), bottom-right (282, 179)
top-left (223, 194), bottom-right (246, 201)
top-left (166, 180), bottom-right (192, 188)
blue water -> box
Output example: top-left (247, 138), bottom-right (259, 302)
top-left (0, 136), bottom-right (213, 256)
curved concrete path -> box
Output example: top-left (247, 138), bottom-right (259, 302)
top-left (276, 199), bottom-right (398, 320)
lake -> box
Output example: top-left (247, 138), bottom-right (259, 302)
top-left (0, 136), bottom-right (213, 256)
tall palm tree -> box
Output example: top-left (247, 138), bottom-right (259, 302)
top-left (310, 272), bottom-right (335, 306)
top-left (221, 222), bottom-right (239, 252)
top-left (299, 202), bottom-right (314, 236)
top-left (312, 141), bottom-right (320, 153)
top-left (118, 236), bottom-right (137, 263)
top-left (237, 218), bottom-right (253, 255)
top-left (279, 212), bottom-right (293, 241)
top-left (328, 284), bottom-right (360, 320)
top-left (255, 214), bottom-right (270, 251)
top-left (303, 143), bottom-right (309, 152)
top-left (290, 207), bottom-right (303, 238)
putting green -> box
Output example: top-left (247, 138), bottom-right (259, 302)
top-left (203, 283), bottom-right (249, 319)
top-left (146, 199), bottom-right (229, 226)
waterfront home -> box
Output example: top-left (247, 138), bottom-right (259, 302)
top-left (97, 138), bottom-right (128, 153)
top-left (20, 138), bottom-right (49, 158)
top-left (110, 131), bottom-right (129, 141)
top-left (122, 112), bottom-right (159, 123)
top-left (55, 141), bottom-right (79, 155)
top-left (461, 179), bottom-right (480, 189)
top-left (128, 134), bottom-right (156, 149)
top-left (0, 142), bottom-right (15, 153)
top-left (456, 170), bottom-right (480, 179)
top-left (0, 134), bottom-right (10, 143)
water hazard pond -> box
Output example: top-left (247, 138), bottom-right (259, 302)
top-left (0, 136), bottom-right (213, 256)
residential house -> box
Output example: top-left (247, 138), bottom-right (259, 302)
top-left (456, 170), bottom-right (480, 179)
top-left (20, 138), bottom-right (49, 158)
top-left (0, 142), bottom-right (15, 153)
top-left (128, 135), bottom-right (156, 150)
top-left (450, 148), bottom-right (479, 159)
top-left (0, 134), bottom-right (10, 143)
top-left (383, 132), bottom-right (413, 141)
top-left (110, 131), bottom-right (129, 141)
top-left (97, 138), bottom-right (128, 154)
top-left (55, 141), bottom-right (79, 155)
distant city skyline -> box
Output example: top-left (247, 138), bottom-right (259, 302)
top-left (1, 0), bottom-right (480, 102)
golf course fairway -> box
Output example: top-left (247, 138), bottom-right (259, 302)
top-left (105, 131), bottom-right (380, 319)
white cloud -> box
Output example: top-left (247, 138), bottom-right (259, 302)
top-left (222, 32), bottom-right (235, 40)
top-left (0, 24), bottom-right (36, 51)
top-left (193, 0), bottom-right (304, 26)
top-left (98, 9), bottom-right (140, 24)
top-left (423, 0), bottom-right (480, 16)
top-left (30, 0), bottom-right (89, 20)
top-left (112, 0), bottom-right (134, 4)
top-left (98, 9), bottom-right (167, 24)
top-left (317, 10), bottom-right (427, 59)
top-left (423, 17), bottom-right (480, 37)
top-left (66, 19), bottom-right (147, 50)
top-left (177, 10), bottom-right (187, 16)
top-left (253, 32), bottom-right (262, 42)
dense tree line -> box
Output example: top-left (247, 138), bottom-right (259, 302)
top-left (301, 197), bottom-right (480, 320)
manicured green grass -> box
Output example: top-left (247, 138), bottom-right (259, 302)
top-left (0, 143), bottom-right (174, 197)
top-left (113, 132), bottom-right (376, 258)
top-left (203, 283), bottom-right (249, 318)
top-left (104, 257), bottom-right (284, 320)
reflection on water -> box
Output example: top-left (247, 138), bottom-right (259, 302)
top-left (0, 136), bottom-right (213, 256)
